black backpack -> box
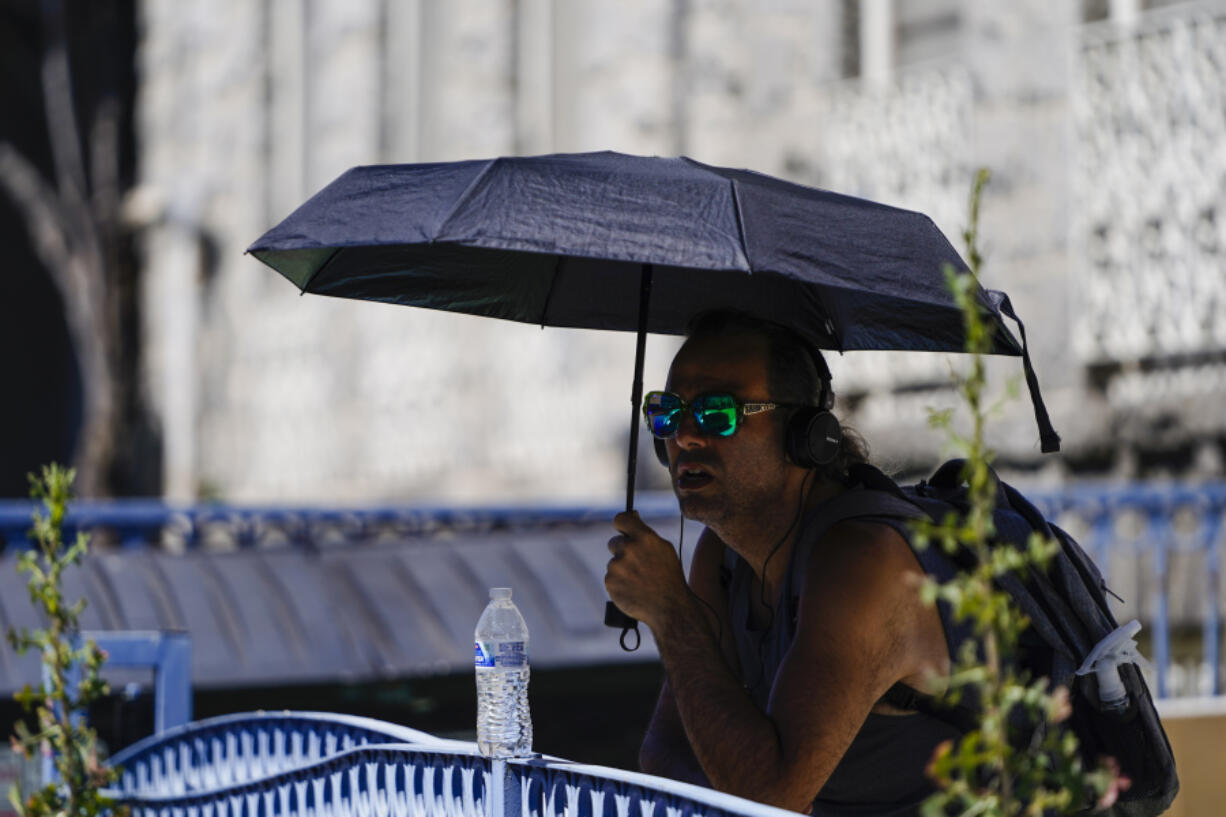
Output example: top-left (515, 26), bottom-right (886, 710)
top-left (799, 459), bottom-right (1179, 817)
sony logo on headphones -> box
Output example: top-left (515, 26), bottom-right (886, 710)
top-left (826, 436), bottom-right (839, 444)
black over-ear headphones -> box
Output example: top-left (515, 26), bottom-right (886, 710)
top-left (652, 347), bottom-right (842, 469)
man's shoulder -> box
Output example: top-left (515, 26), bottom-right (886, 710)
top-left (800, 516), bottom-right (922, 599)
top-left (822, 516), bottom-right (911, 550)
top-left (801, 484), bottom-right (918, 562)
top-left (788, 515), bottom-right (935, 676)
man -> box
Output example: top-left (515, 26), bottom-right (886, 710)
top-left (604, 311), bottom-right (959, 816)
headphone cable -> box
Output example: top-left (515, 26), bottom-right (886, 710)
top-left (746, 467), bottom-right (815, 693)
top-left (673, 466), bottom-right (814, 687)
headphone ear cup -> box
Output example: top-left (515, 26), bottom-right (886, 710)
top-left (785, 407), bottom-right (842, 468)
top-left (653, 437), bottom-right (669, 467)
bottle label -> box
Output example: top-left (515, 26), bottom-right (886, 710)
top-left (495, 641), bottom-right (527, 667)
top-left (474, 641), bottom-right (495, 667)
top-left (474, 640), bottom-right (527, 667)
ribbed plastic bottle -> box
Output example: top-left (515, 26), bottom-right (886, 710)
top-left (474, 587), bottom-right (532, 757)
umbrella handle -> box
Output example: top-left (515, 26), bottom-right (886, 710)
top-left (604, 602), bottom-right (641, 649)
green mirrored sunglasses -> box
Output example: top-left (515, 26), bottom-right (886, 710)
top-left (642, 391), bottom-right (798, 438)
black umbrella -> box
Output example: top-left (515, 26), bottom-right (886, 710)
top-left (247, 151), bottom-right (1059, 638)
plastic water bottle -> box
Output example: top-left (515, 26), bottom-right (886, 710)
top-left (474, 587), bottom-right (532, 757)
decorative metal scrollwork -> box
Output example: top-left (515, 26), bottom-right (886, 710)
top-left (113, 743), bottom-right (801, 817)
top-left (1073, 6), bottom-right (1226, 363)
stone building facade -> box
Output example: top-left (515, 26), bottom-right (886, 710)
top-left (131, 0), bottom-right (1226, 502)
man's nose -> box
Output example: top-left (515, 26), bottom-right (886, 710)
top-left (672, 409), bottom-right (707, 449)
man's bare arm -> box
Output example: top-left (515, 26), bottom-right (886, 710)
top-left (639, 528), bottom-right (736, 785)
top-left (639, 680), bottom-right (709, 786)
top-left (608, 513), bottom-right (930, 812)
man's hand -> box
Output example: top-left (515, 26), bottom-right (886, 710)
top-left (604, 511), bottom-right (689, 628)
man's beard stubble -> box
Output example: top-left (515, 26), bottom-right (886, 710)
top-left (677, 491), bottom-right (725, 527)
top-left (674, 460), bottom-right (793, 535)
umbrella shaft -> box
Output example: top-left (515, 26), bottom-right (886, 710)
top-left (626, 265), bottom-right (653, 512)
top-left (607, 264), bottom-right (653, 641)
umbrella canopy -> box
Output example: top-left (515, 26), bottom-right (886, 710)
top-left (249, 151), bottom-right (1057, 452)
top-left (250, 151), bottom-right (1027, 358)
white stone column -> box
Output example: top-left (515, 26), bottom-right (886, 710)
top-left (304, 0), bottom-right (382, 186)
top-left (1109, 0), bottom-right (1141, 28)
top-left (384, 0), bottom-right (423, 161)
top-left (268, 0), bottom-right (307, 219)
top-left (516, 0), bottom-right (555, 155)
top-left (860, 0), bottom-right (894, 88)
top-left (149, 224), bottom-right (201, 501)
top-left (416, 0), bottom-right (516, 161)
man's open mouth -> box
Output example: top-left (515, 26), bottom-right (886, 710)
top-left (676, 465), bottom-right (715, 491)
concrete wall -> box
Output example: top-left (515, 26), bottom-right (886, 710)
top-left (1155, 697), bottom-right (1226, 817)
top-left (132, 0), bottom-right (1226, 503)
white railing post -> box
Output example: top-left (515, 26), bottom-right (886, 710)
top-left (489, 758), bottom-right (521, 817)
top-left (488, 759), bottom-right (504, 817)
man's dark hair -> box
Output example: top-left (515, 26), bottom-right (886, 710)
top-left (685, 309), bottom-right (870, 481)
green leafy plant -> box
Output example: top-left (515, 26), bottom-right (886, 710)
top-left (916, 170), bottom-right (1125, 817)
top-left (7, 464), bottom-right (123, 817)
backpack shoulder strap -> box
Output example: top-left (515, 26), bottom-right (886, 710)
top-left (880, 683), bottom-right (979, 734)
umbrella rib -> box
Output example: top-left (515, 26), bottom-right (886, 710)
top-left (434, 157), bottom-right (501, 239)
top-left (728, 178), bottom-right (843, 350)
top-left (302, 247), bottom-right (342, 294)
top-left (726, 178), bottom-right (752, 272)
top-left (538, 255), bottom-right (563, 327)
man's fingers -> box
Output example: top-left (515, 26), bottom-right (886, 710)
top-left (604, 515), bottom-right (686, 628)
top-left (612, 510), bottom-right (650, 536)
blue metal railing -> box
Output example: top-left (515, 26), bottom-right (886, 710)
top-left (108, 711), bottom-right (472, 798)
top-left (0, 496), bottom-right (687, 551)
top-left (3, 484), bottom-right (1224, 696)
top-left (88, 631), bottom-right (193, 734)
top-left (105, 713), bottom-right (802, 817)
top-left (40, 632), bottom-right (195, 785)
top-left (1029, 484), bottom-right (1226, 698)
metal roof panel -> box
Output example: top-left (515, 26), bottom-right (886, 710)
top-left (0, 512), bottom-right (689, 693)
